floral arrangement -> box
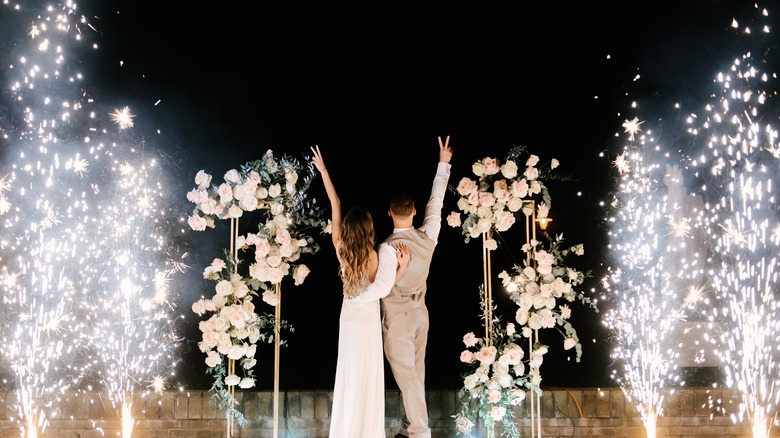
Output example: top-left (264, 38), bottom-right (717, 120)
top-left (191, 253), bottom-right (293, 425)
top-left (453, 238), bottom-right (596, 438)
top-left (446, 145), bottom-right (559, 244)
top-left (449, 146), bottom-right (597, 436)
top-left (186, 149), bottom-right (326, 426)
top-left (452, 290), bottom-right (539, 438)
top-left (498, 231), bottom-right (597, 363)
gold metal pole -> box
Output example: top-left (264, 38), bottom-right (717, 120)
top-left (526, 204), bottom-right (535, 438)
top-left (534, 330), bottom-right (541, 438)
top-left (226, 217), bottom-right (240, 438)
top-left (528, 337), bottom-right (535, 438)
top-left (482, 232), bottom-right (493, 346)
top-left (273, 282), bottom-right (281, 438)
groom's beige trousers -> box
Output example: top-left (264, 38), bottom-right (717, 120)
top-left (383, 302), bottom-right (430, 438)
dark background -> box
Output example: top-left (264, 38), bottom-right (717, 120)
top-left (1, 0), bottom-right (772, 391)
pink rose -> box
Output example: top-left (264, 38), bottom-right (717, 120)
top-left (482, 157), bottom-right (500, 175)
top-left (510, 180), bottom-right (529, 198)
top-left (478, 191), bottom-right (496, 208)
top-left (447, 212), bottom-right (462, 228)
top-left (217, 183), bottom-right (233, 203)
top-left (499, 346), bottom-right (523, 366)
top-left (456, 177), bottom-right (477, 196)
top-left (254, 238), bottom-right (271, 259)
top-left (275, 228), bottom-right (291, 245)
top-left (188, 214), bottom-right (207, 231)
top-left (494, 211), bottom-right (516, 233)
top-left (490, 406), bottom-right (506, 421)
top-left (267, 267), bottom-right (284, 284)
top-left (476, 346), bottom-right (496, 366)
top-left (462, 332), bottom-right (479, 348)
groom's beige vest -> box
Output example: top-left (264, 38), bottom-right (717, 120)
top-left (380, 229), bottom-right (436, 313)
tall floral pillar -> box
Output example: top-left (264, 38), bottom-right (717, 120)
top-left (185, 150), bottom-right (327, 438)
top-left (448, 148), bottom-right (596, 438)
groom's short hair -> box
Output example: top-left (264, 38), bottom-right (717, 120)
top-left (389, 191), bottom-right (415, 216)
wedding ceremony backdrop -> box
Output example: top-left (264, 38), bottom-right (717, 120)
top-left (1, 1), bottom-right (780, 438)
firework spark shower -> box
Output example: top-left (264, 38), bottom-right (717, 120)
top-left (691, 11), bottom-right (780, 438)
top-left (0, 2), bottom-right (187, 436)
top-left (603, 4), bottom-right (780, 438)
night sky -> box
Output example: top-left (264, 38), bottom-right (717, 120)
top-left (0, 0), bottom-right (770, 391)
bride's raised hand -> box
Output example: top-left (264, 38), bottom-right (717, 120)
top-left (310, 145), bottom-right (326, 173)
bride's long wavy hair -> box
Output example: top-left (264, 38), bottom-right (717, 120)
top-left (337, 206), bottom-right (375, 298)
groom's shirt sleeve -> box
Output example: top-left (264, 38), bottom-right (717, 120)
top-left (418, 161), bottom-right (451, 245)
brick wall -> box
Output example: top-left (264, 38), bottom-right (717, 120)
top-left (0, 387), bottom-right (750, 437)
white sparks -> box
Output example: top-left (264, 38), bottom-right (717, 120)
top-left (72, 158), bottom-right (89, 175)
top-left (668, 216), bottom-right (691, 239)
top-left (109, 106), bottom-right (135, 129)
top-left (622, 117), bottom-right (644, 141)
top-left (613, 153), bottom-right (630, 174)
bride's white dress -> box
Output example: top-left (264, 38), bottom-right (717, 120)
top-left (329, 243), bottom-right (398, 438)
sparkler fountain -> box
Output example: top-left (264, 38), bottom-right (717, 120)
top-left (688, 9), bottom-right (780, 438)
top-left (0, 2), bottom-right (187, 437)
top-left (602, 118), bottom-right (705, 438)
top-left (603, 4), bottom-right (780, 438)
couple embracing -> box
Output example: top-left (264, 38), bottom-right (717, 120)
top-left (311, 136), bottom-right (453, 438)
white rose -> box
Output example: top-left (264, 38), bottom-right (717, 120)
top-left (472, 161), bottom-right (486, 177)
top-left (215, 280), bottom-right (232, 297)
top-left (200, 199), bottom-right (217, 215)
top-left (262, 291), bottom-right (279, 306)
top-left (224, 169), bottom-right (241, 184)
top-left (268, 183), bottom-right (282, 198)
top-left (238, 194), bottom-right (258, 212)
top-left (192, 299), bottom-right (208, 316)
top-left (500, 160), bottom-right (518, 179)
top-left (188, 214), bottom-right (207, 231)
top-left (205, 350), bottom-right (222, 368)
top-left (195, 170), bottom-right (212, 188)
top-left (227, 204), bottom-right (243, 218)
top-left (293, 264), bottom-right (311, 285)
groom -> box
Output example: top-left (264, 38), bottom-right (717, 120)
top-left (381, 136), bottom-right (453, 438)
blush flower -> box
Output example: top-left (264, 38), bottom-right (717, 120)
top-left (462, 332), bottom-right (479, 348)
